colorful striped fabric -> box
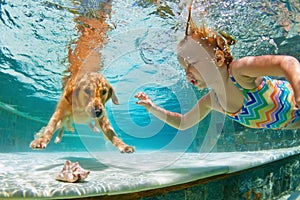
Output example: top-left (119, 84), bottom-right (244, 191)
top-left (226, 75), bottom-right (300, 129)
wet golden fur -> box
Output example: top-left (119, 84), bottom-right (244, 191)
top-left (30, 2), bottom-right (134, 153)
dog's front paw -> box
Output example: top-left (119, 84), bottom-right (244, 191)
top-left (120, 145), bottom-right (135, 153)
top-left (30, 138), bottom-right (49, 149)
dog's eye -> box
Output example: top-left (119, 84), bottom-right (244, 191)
top-left (84, 88), bottom-right (91, 94)
top-left (101, 89), bottom-right (107, 96)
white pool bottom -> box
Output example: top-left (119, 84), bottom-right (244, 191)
top-left (1, 147), bottom-right (299, 199)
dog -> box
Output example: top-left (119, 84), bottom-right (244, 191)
top-left (30, 72), bottom-right (134, 153)
top-left (29, 1), bottom-right (134, 153)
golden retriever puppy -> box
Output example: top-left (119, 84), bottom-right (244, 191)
top-left (30, 1), bottom-right (134, 153)
top-left (30, 72), bottom-right (134, 153)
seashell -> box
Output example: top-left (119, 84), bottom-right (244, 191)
top-left (56, 160), bottom-right (90, 183)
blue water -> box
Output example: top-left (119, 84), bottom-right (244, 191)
top-left (0, 0), bottom-right (299, 152)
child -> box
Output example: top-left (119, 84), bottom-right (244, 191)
top-left (135, 5), bottom-right (300, 130)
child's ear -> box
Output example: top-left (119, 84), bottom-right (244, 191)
top-left (214, 50), bottom-right (225, 67)
top-left (216, 36), bottom-right (226, 50)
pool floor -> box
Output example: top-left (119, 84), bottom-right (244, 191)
top-left (1, 148), bottom-right (300, 199)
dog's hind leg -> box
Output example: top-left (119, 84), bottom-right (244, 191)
top-left (64, 115), bottom-right (74, 132)
top-left (54, 127), bottom-right (64, 144)
top-left (97, 116), bottom-right (134, 153)
top-left (55, 115), bottom-right (74, 144)
top-left (88, 120), bottom-right (100, 133)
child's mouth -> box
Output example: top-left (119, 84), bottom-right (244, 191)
top-left (190, 79), bottom-right (197, 85)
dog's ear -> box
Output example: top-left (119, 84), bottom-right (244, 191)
top-left (108, 87), bottom-right (119, 105)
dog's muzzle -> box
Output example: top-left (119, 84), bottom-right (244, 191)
top-left (91, 107), bottom-right (103, 118)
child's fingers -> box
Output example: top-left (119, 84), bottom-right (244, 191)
top-left (134, 92), bottom-right (148, 100)
top-left (135, 100), bottom-right (146, 106)
top-left (134, 92), bottom-right (143, 98)
top-left (134, 92), bottom-right (140, 98)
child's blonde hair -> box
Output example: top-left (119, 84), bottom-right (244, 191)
top-left (185, 3), bottom-right (236, 67)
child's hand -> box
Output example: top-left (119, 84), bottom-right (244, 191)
top-left (134, 92), bottom-right (154, 110)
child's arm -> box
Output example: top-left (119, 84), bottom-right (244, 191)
top-left (230, 55), bottom-right (300, 107)
top-left (135, 91), bottom-right (213, 130)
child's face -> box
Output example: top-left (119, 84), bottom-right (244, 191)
top-left (177, 37), bottom-right (222, 89)
top-left (178, 56), bottom-right (207, 89)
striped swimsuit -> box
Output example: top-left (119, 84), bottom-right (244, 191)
top-left (226, 74), bottom-right (300, 129)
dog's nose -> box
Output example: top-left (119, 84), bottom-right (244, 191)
top-left (92, 108), bottom-right (103, 118)
top-left (95, 109), bottom-right (102, 118)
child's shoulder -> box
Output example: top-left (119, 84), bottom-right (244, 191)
top-left (229, 64), bottom-right (258, 90)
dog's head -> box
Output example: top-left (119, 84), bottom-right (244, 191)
top-left (69, 72), bottom-right (119, 119)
